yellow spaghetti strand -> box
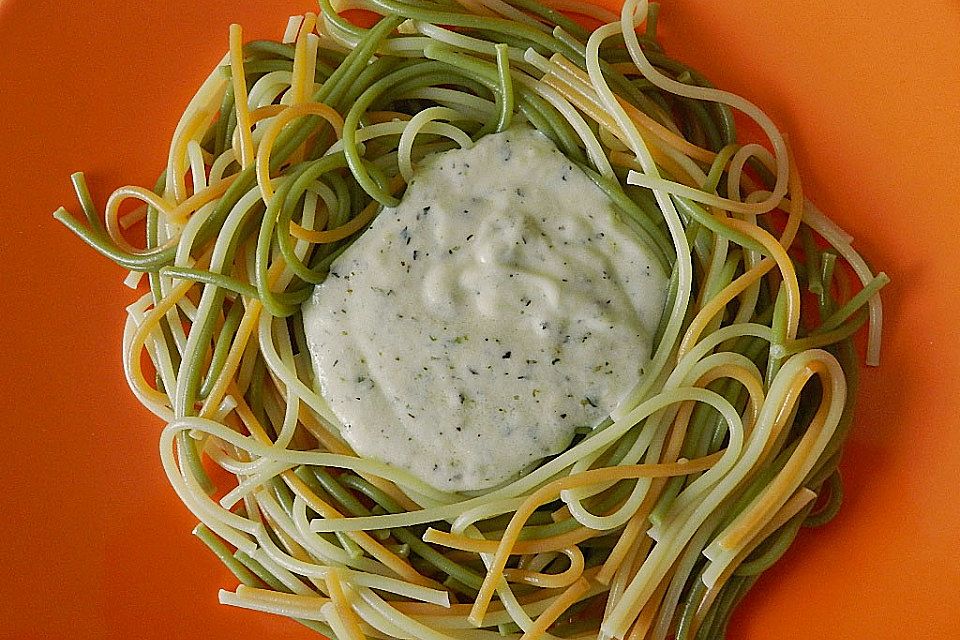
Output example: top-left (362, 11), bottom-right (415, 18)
top-left (326, 568), bottom-right (368, 640)
top-left (289, 199), bottom-right (378, 244)
top-left (624, 566), bottom-right (673, 640)
top-left (222, 584), bottom-right (330, 618)
top-left (229, 24), bottom-right (256, 169)
top-left (168, 173), bottom-right (240, 226)
top-left (424, 524), bottom-right (600, 556)
top-left (290, 13), bottom-right (319, 106)
top-left (166, 70), bottom-right (229, 203)
top-left (199, 298), bottom-right (263, 419)
top-left (550, 54), bottom-right (716, 164)
top-left (126, 279), bottom-right (196, 406)
top-left (677, 258), bottom-right (775, 360)
top-left (255, 102), bottom-right (345, 204)
top-left (105, 186), bottom-right (176, 253)
top-left (595, 506), bottom-right (652, 586)
top-left (392, 566), bottom-right (604, 619)
top-left (229, 104), bottom-right (287, 157)
top-left (503, 546), bottom-right (585, 589)
top-left (519, 577), bottom-right (591, 640)
top-left (695, 364), bottom-right (765, 429)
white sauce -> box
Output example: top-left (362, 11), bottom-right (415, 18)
top-left (303, 128), bottom-right (668, 492)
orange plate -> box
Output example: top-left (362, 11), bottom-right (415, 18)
top-left (1, 1), bottom-right (958, 638)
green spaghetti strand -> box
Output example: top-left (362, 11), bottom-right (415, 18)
top-left (421, 44), bottom-right (584, 159)
top-left (803, 468), bottom-right (844, 528)
top-left (494, 44), bottom-right (515, 132)
top-left (68, 172), bottom-right (106, 235)
top-left (342, 61), bottom-right (452, 206)
top-left (245, 39), bottom-right (296, 60)
top-left (199, 296), bottom-right (246, 398)
top-left (194, 524), bottom-right (265, 587)
top-left (53, 207), bottom-right (175, 271)
top-left (213, 83), bottom-right (237, 158)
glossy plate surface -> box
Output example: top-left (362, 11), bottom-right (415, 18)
top-left (1, 1), bottom-right (958, 638)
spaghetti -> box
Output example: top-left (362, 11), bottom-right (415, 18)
top-left (54, 1), bottom-right (886, 639)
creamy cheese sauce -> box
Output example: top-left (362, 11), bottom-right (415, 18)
top-left (303, 128), bottom-right (668, 492)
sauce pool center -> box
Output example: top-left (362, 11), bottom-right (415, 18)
top-left (303, 127), bottom-right (668, 492)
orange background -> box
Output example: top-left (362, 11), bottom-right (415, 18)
top-left (1, 1), bottom-right (958, 639)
